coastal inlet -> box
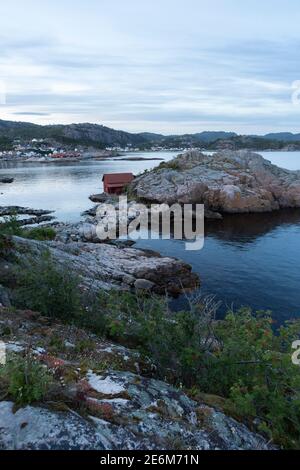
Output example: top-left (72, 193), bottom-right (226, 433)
top-left (1, 150), bottom-right (300, 323)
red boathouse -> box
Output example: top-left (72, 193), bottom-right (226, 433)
top-left (102, 173), bottom-right (134, 195)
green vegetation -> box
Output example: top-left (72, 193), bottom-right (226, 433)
top-left (14, 253), bottom-right (82, 322)
top-left (157, 160), bottom-right (181, 171)
top-left (93, 292), bottom-right (300, 448)
top-left (0, 354), bottom-right (52, 405)
top-left (0, 216), bottom-right (21, 258)
top-left (23, 226), bottom-right (56, 241)
top-left (2, 242), bottom-right (300, 448)
top-left (0, 215), bottom-right (24, 238)
top-left (0, 215), bottom-right (56, 241)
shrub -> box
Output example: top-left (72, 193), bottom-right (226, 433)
top-left (0, 216), bottom-right (20, 259)
top-left (0, 215), bottom-right (24, 238)
top-left (88, 290), bottom-right (300, 448)
top-left (0, 234), bottom-right (14, 259)
top-left (211, 309), bottom-right (300, 449)
top-left (23, 226), bottom-right (56, 241)
top-left (14, 253), bottom-right (83, 322)
top-left (157, 160), bottom-right (181, 171)
top-left (0, 215), bottom-right (56, 242)
top-left (0, 354), bottom-right (52, 405)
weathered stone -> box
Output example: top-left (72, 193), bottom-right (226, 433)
top-left (0, 285), bottom-right (10, 307)
top-left (0, 206), bottom-right (53, 217)
top-left (12, 236), bottom-right (199, 296)
top-left (89, 193), bottom-right (110, 203)
top-left (134, 279), bottom-right (155, 291)
top-left (130, 150), bottom-right (300, 213)
top-left (0, 370), bottom-right (274, 450)
top-left (0, 206), bottom-right (55, 226)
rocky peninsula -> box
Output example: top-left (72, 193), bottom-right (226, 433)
top-left (130, 150), bottom-right (300, 215)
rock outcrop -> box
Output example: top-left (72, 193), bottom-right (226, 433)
top-left (0, 206), bottom-right (55, 226)
top-left (130, 150), bottom-right (300, 214)
top-left (11, 236), bottom-right (199, 296)
top-left (0, 308), bottom-right (273, 451)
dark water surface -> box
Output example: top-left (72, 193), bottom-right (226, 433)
top-left (136, 210), bottom-right (300, 324)
top-left (1, 151), bottom-right (300, 323)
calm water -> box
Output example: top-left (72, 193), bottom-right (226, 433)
top-left (0, 152), bottom-right (176, 222)
top-left (1, 150), bottom-right (300, 323)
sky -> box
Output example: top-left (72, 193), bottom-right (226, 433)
top-left (1, 0), bottom-right (300, 134)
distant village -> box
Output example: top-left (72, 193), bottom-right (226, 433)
top-left (0, 137), bottom-right (192, 162)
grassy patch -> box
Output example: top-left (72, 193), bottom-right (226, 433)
top-left (23, 226), bottom-right (56, 241)
top-left (13, 253), bottom-right (82, 322)
top-left (0, 354), bottom-right (52, 405)
top-left (0, 215), bottom-right (56, 244)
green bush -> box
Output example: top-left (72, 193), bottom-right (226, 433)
top-left (211, 309), bottom-right (300, 449)
top-left (0, 215), bottom-right (24, 238)
top-left (0, 216), bottom-right (20, 259)
top-left (89, 290), bottom-right (300, 448)
top-left (24, 226), bottom-right (56, 241)
top-left (14, 253), bottom-right (83, 322)
top-left (0, 215), bottom-right (56, 242)
top-left (0, 354), bottom-right (52, 405)
top-left (157, 160), bottom-right (181, 171)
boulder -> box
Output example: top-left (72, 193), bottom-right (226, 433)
top-left (134, 278), bottom-right (155, 291)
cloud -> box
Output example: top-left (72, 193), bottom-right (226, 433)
top-left (13, 112), bottom-right (51, 116)
top-left (1, 1), bottom-right (300, 133)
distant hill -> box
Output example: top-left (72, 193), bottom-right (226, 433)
top-left (262, 132), bottom-right (300, 142)
top-left (1, 119), bottom-right (300, 150)
top-left (0, 120), bottom-right (162, 147)
top-left (191, 131), bottom-right (238, 143)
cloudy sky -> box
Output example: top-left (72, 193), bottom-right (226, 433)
top-left (1, 0), bottom-right (300, 134)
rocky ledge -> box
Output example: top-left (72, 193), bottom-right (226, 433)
top-left (0, 308), bottom-right (273, 451)
top-left (0, 206), bottom-right (55, 226)
top-left (130, 150), bottom-right (300, 214)
top-left (10, 236), bottom-right (199, 296)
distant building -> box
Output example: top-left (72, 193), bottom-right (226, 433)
top-left (102, 173), bottom-right (134, 195)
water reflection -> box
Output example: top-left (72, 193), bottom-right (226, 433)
top-left (205, 209), bottom-right (300, 246)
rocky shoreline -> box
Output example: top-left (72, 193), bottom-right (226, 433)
top-left (10, 235), bottom-right (199, 296)
top-left (0, 202), bottom-right (199, 298)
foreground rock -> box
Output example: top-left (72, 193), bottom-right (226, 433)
top-left (0, 308), bottom-right (273, 451)
top-left (130, 150), bottom-right (300, 213)
top-left (12, 236), bottom-right (199, 296)
top-left (0, 383), bottom-right (271, 450)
